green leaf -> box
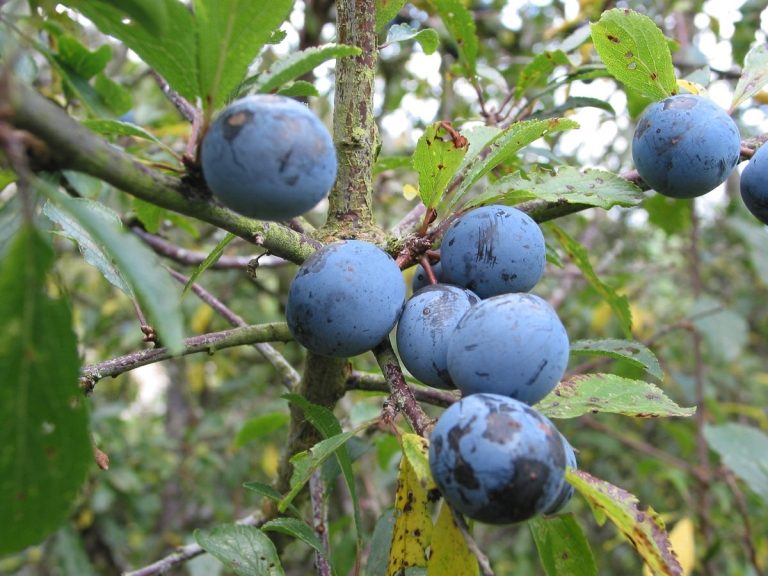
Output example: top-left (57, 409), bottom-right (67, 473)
top-left (82, 119), bottom-right (171, 153)
top-left (234, 412), bottom-right (290, 449)
top-left (570, 338), bottom-right (663, 381)
top-left (531, 96), bottom-right (616, 118)
top-left (365, 509), bottom-right (397, 576)
top-left (376, 0), bottom-right (407, 32)
top-left (468, 167), bottom-right (643, 211)
top-left (56, 35), bottom-right (112, 79)
top-left (242, 481), bottom-right (301, 517)
top-left (516, 50), bottom-right (571, 99)
top-left (691, 297), bottom-right (748, 363)
top-left (373, 155), bottom-right (412, 176)
top-left (732, 42), bottom-right (768, 110)
top-left (92, 73), bottom-right (133, 116)
top-left (43, 200), bottom-right (131, 294)
top-left (282, 394), bottom-right (363, 551)
top-left (384, 24), bottom-right (440, 55)
top-left (246, 44), bottom-right (361, 95)
top-left (261, 518), bottom-right (327, 558)
top-left (428, 0), bottom-right (479, 75)
top-left (704, 424), bottom-right (768, 502)
top-left (182, 233), bottom-right (236, 298)
top-left (276, 81), bottom-right (319, 98)
top-left (530, 514), bottom-right (597, 576)
top-left (447, 118), bottom-right (579, 213)
top-left (548, 223), bottom-right (632, 337)
top-left (590, 8), bottom-right (677, 101)
top-left (80, 0), bottom-right (169, 36)
top-left (426, 502), bottom-right (478, 576)
top-left (644, 194), bottom-right (691, 236)
top-left (537, 373), bottom-right (695, 419)
top-left (413, 122), bottom-right (468, 208)
top-left (278, 419), bottom-right (373, 513)
top-left (62, 0), bottom-right (199, 101)
top-left (40, 189), bottom-right (184, 354)
top-left (567, 469), bottom-right (682, 576)
top-left (401, 433), bottom-right (436, 490)
top-left (194, 0), bottom-right (294, 110)
top-left (195, 524), bottom-right (284, 576)
top-left (0, 226), bottom-right (91, 555)
top-left (729, 217), bottom-right (768, 287)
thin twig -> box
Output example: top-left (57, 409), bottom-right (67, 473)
top-left (165, 268), bottom-right (301, 389)
top-left (722, 470), bottom-right (762, 573)
top-left (122, 513), bottom-right (265, 576)
top-left (372, 338), bottom-right (434, 436)
top-left (133, 227), bottom-right (286, 269)
top-left (309, 471), bottom-right (333, 576)
top-left (346, 370), bottom-right (458, 408)
top-left (80, 322), bottom-right (292, 394)
top-left (449, 506), bottom-right (495, 576)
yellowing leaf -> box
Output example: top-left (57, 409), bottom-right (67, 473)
top-left (427, 502), bottom-right (478, 576)
top-left (403, 183), bottom-right (420, 200)
top-left (387, 455), bottom-right (433, 575)
top-left (401, 433), bottom-right (436, 491)
top-left (567, 469), bottom-right (682, 576)
top-left (643, 518), bottom-right (695, 576)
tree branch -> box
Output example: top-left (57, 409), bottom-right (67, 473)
top-left (2, 78), bottom-right (321, 264)
top-left (346, 370), bottom-right (458, 408)
top-left (80, 322), bottom-right (292, 394)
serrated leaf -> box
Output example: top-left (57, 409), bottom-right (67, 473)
top-left (469, 167), bottom-right (643, 211)
top-left (282, 394), bottom-right (363, 551)
top-left (570, 339), bottom-right (663, 381)
top-left (447, 118), bottom-right (578, 213)
top-left (704, 424), bottom-right (768, 502)
top-left (195, 524), bottom-right (284, 576)
top-left (401, 433), bottom-right (436, 491)
top-left (194, 0), bottom-right (293, 109)
top-left (384, 24), bottom-right (440, 54)
top-left (182, 233), bottom-right (236, 297)
top-left (426, 502), bottom-right (478, 576)
top-left (413, 122), bottom-right (468, 208)
top-left (376, 0), bottom-right (408, 32)
top-left (40, 187), bottom-right (184, 354)
top-left (43, 200), bottom-right (131, 294)
top-left (549, 223), bottom-right (632, 337)
top-left (428, 0), bottom-right (478, 75)
top-left (246, 44), bottom-right (360, 95)
top-left (567, 469), bottom-right (682, 576)
top-left (732, 42), bottom-right (768, 110)
top-left (0, 226), bottom-right (91, 555)
top-left (590, 8), bottom-right (677, 101)
top-left (530, 514), bottom-right (597, 576)
top-left (81, 0), bottom-right (169, 36)
top-left (537, 374), bottom-right (695, 419)
top-left (234, 412), bottom-right (290, 449)
top-left (387, 455), bottom-right (433, 575)
top-left (56, 35), bottom-right (111, 80)
top-left (62, 0), bottom-right (199, 101)
top-left (261, 518), bottom-right (327, 558)
top-left (516, 50), bottom-right (571, 98)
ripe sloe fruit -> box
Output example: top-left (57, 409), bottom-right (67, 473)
top-left (396, 284), bottom-right (480, 389)
top-left (446, 293), bottom-right (569, 405)
top-left (285, 240), bottom-right (405, 358)
top-left (543, 434), bottom-right (577, 515)
top-left (632, 94), bottom-right (740, 198)
top-left (740, 144), bottom-right (768, 225)
top-left (201, 95), bottom-right (337, 221)
top-left (428, 393), bottom-right (567, 524)
top-left (440, 205), bottom-right (546, 297)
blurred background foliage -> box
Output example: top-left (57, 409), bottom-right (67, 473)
top-left (1, 0), bottom-right (768, 574)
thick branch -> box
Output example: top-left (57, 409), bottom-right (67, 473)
top-left (80, 322), bottom-right (292, 393)
top-left (2, 79), bottom-right (320, 264)
top-left (327, 0), bottom-right (378, 234)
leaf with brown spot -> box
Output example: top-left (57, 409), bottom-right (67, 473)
top-left (567, 469), bottom-right (682, 576)
top-left (537, 373), bottom-right (695, 419)
top-left (387, 454), bottom-right (433, 575)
